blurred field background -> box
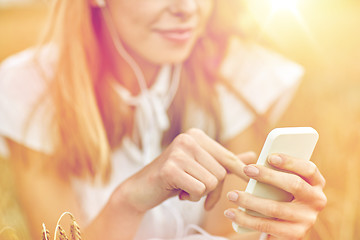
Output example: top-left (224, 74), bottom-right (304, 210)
top-left (0, 0), bottom-right (359, 239)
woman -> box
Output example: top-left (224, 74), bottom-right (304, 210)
top-left (0, 0), bottom-right (326, 239)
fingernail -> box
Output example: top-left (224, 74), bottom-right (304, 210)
top-left (244, 165), bottom-right (259, 177)
top-left (224, 209), bottom-right (236, 219)
top-left (227, 191), bottom-right (239, 201)
top-left (269, 155), bottom-right (282, 165)
top-left (179, 191), bottom-right (189, 201)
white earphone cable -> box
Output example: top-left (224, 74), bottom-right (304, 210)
top-left (101, 6), bottom-right (148, 92)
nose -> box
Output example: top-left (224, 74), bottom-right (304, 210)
top-left (168, 0), bottom-right (198, 19)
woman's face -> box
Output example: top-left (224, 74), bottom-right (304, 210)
top-left (106, 0), bottom-right (214, 64)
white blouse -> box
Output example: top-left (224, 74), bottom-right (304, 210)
top-left (0, 38), bottom-right (303, 239)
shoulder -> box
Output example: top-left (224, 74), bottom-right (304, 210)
top-left (0, 44), bottom-right (58, 107)
top-left (0, 46), bottom-right (54, 128)
top-left (219, 37), bottom-right (304, 113)
top-left (216, 37), bottom-right (304, 141)
top-left (0, 45), bottom-right (57, 156)
top-left (0, 45), bottom-right (56, 96)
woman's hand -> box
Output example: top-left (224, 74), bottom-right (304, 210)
top-left (115, 128), bottom-right (256, 214)
top-left (224, 154), bottom-right (327, 240)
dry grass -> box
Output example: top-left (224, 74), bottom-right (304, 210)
top-left (0, 4), bottom-right (48, 240)
top-left (275, 2), bottom-right (360, 239)
top-left (0, 3), bottom-right (47, 60)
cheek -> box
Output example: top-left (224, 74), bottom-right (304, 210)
top-left (111, 3), bottom-right (162, 41)
top-left (106, 0), bottom-right (214, 63)
top-left (199, 0), bottom-right (214, 21)
top-left (196, 0), bottom-right (214, 35)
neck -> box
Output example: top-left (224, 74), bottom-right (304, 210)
top-left (118, 46), bottom-right (161, 94)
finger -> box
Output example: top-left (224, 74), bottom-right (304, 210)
top-left (169, 167), bottom-right (206, 201)
top-left (179, 191), bottom-right (190, 200)
top-left (224, 208), bottom-right (305, 239)
top-left (230, 152), bottom-right (258, 182)
top-left (243, 165), bottom-right (317, 201)
top-left (237, 151), bottom-right (257, 165)
top-left (169, 135), bottom-right (220, 197)
top-left (268, 154), bottom-right (326, 187)
top-left (186, 128), bottom-right (247, 179)
top-left (192, 143), bottom-right (227, 182)
top-left (204, 181), bottom-right (224, 210)
top-left (183, 160), bottom-right (219, 194)
top-left (227, 191), bottom-right (309, 222)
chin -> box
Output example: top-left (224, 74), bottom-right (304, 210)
top-left (158, 53), bottom-right (191, 64)
top-left (147, 46), bottom-right (194, 64)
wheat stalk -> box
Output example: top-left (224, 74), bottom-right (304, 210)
top-left (0, 226), bottom-right (19, 240)
top-left (56, 226), bottom-right (68, 240)
top-left (42, 223), bottom-right (51, 240)
top-left (42, 212), bottom-right (81, 240)
top-left (70, 219), bottom-right (81, 240)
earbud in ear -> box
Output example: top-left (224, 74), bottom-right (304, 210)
top-left (95, 0), bottom-right (106, 7)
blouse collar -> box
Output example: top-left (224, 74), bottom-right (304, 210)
top-left (112, 64), bottom-right (182, 164)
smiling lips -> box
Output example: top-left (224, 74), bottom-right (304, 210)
top-left (155, 28), bottom-right (194, 43)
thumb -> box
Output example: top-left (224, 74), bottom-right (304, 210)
top-left (225, 151), bottom-right (257, 181)
top-left (204, 181), bottom-right (224, 210)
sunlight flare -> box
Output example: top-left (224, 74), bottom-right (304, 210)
top-left (269, 0), bottom-right (300, 14)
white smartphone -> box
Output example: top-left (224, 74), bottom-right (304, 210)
top-left (233, 127), bottom-right (319, 233)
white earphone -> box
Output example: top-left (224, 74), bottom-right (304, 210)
top-left (95, 0), bottom-right (106, 8)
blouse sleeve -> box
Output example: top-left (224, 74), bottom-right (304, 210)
top-left (0, 48), bottom-right (55, 158)
top-left (218, 37), bottom-right (304, 142)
